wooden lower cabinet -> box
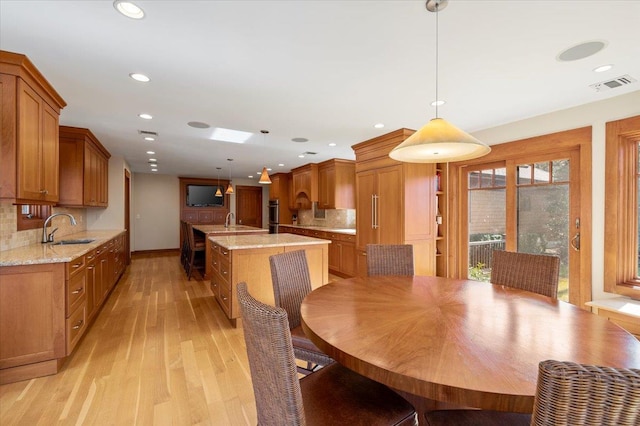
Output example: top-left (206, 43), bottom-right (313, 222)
top-left (279, 226), bottom-right (356, 277)
top-left (210, 241), bottom-right (329, 327)
top-left (0, 263), bottom-right (66, 384)
top-left (0, 233), bottom-right (126, 384)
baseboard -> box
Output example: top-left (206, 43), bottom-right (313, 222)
top-left (132, 248), bottom-right (180, 257)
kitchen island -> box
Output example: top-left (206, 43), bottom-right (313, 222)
top-left (192, 224), bottom-right (268, 279)
top-left (208, 233), bottom-right (330, 327)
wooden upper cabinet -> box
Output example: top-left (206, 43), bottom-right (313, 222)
top-left (269, 172), bottom-right (291, 201)
top-left (0, 51), bottom-right (66, 204)
top-left (58, 126), bottom-right (111, 207)
top-left (269, 172), bottom-right (293, 224)
top-left (318, 159), bottom-right (355, 209)
top-left (291, 163), bottom-right (318, 210)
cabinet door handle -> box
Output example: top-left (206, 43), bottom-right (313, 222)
top-left (372, 194), bottom-right (379, 229)
top-left (73, 320), bottom-right (84, 330)
top-left (371, 195), bottom-right (375, 229)
top-left (87, 266), bottom-right (94, 270)
top-left (40, 189), bottom-right (48, 195)
top-left (72, 287), bottom-right (84, 294)
top-left (72, 263), bottom-right (82, 269)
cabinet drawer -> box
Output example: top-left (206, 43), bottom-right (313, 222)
top-left (67, 255), bottom-right (85, 278)
top-left (331, 233), bottom-right (355, 242)
top-left (210, 276), bottom-right (221, 298)
top-left (218, 259), bottom-right (231, 285)
top-left (182, 211), bottom-right (197, 222)
top-left (198, 211), bottom-right (213, 223)
top-left (85, 249), bottom-right (98, 264)
top-left (67, 270), bottom-right (86, 316)
top-left (216, 281), bottom-right (231, 317)
top-left (218, 245), bottom-right (231, 261)
top-left (66, 300), bottom-right (87, 354)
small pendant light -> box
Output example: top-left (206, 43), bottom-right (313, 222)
top-left (215, 167), bottom-right (223, 197)
top-left (225, 158), bottom-right (234, 195)
top-left (258, 130), bottom-right (272, 184)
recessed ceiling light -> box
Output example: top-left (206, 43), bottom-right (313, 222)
top-left (593, 64), bottom-right (614, 73)
top-left (144, 137), bottom-right (155, 141)
top-left (431, 100), bottom-right (446, 106)
top-left (146, 151), bottom-right (155, 154)
top-left (248, 175), bottom-right (254, 179)
top-left (129, 73), bottom-right (150, 82)
top-left (292, 137), bottom-right (309, 143)
top-left (210, 127), bottom-right (253, 143)
top-left (278, 163), bottom-right (285, 167)
top-left (139, 113), bottom-right (152, 120)
top-left (113, 1), bottom-right (145, 19)
top-left (328, 143), bottom-right (337, 147)
top-left (557, 40), bottom-right (607, 62)
top-left (151, 169), bottom-right (158, 172)
top-left (266, 168), bottom-right (272, 171)
top-left (298, 154), bottom-right (305, 158)
top-left (374, 123), bottom-right (385, 129)
top-left (148, 158), bottom-right (157, 162)
top-left (188, 121), bottom-right (211, 129)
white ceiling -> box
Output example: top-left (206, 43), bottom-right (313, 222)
top-left (1, 0), bottom-right (639, 180)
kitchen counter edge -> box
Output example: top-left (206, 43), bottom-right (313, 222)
top-left (0, 230), bottom-right (126, 266)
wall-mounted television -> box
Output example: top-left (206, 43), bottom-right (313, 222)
top-left (186, 184), bottom-right (225, 207)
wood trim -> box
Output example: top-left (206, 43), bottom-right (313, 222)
top-left (604, 115), bottom-right (640, 299)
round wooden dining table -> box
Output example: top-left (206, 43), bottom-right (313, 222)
top-left (300, 275), bottom-right (640, 413)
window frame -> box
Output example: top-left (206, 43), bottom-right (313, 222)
top-left (604, 115), bottom-right (640, 299)
top-left (448, 126), bottom-right (592, 308)
top-left (16, 204), bottom-right (51, 231)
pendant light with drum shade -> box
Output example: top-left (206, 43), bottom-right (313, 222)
top-left (215, 167), bottom-right (223, 197)
top-left (389, 0), bottom-right (490, 163)
top-left (225, 158), bottom-right (234, 195)
top-left (258, 130), bottom-right (272, 184)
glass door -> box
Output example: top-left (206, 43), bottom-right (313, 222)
top-left (463, 150), bottom-right (582, 304)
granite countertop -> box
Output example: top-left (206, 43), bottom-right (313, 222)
top-left (193, 224), bottom-right (268, 234)
top-left (278, 224), bottom-right (356, 235)
top-left (209, 233), bottom-right (331, 250)
top-left (0, 230), bottom-right (126, 266)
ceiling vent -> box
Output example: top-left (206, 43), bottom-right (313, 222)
top-left (589, 74), bottom-right (637, 92)
top-left (302, 151), bottom-right (317, 155)
top-left (138, 130), bottom-right (158, 136)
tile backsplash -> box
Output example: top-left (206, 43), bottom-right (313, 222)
top-left (297, 207), bottom-right (355, 229)
top-left (0, 201), bottom-right (87, 251)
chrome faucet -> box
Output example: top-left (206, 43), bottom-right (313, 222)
top-left (225, 212), bottom-right (235, 228)
top-left (42, 213), bottom-right (77, 243)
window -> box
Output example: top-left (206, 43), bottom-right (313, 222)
top-left (450, 126), bottom-right (592, 308)
top-left (604, 115), bottom-right (640, 298)
top-left (16, 204), bottom-right (51, 231)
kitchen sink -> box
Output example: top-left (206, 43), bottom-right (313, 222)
top-left (52, 239), bottom-right (95, 245)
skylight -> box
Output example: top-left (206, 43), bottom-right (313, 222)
top-left (210, 128), bottom-right (253, 144)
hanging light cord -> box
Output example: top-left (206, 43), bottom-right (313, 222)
top-left (434, 1), bottom-right (440, 119)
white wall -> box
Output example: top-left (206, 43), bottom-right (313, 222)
top-left (132, 173), bottom-right (180, 251)
top-left (471, 89), bottom-right (640, 300)
top-left (86, 155), bottom-right (129, 230)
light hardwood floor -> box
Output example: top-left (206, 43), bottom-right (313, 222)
top-left (0, 252), bottom-right (258, 425)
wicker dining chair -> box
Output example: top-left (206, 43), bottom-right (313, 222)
top-left (425, 359), bottom-right (640, 426)
top-left (269, 250), bottom-right (333, 375)
top-left (366, 244), bottom-right (414, 276)
top-left (490, 250), bottom-right (560, 298)
top-left (237, 282), bottom-right (418, 426)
